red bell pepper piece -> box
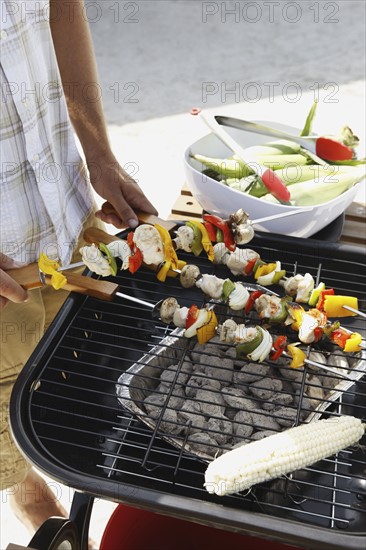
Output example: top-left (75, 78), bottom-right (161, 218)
top-left (313, 327), bottom-right (323, 343)
top-left (186, 304), bottom-right (199, 329)
top-left (203, 214), bottom-right (236, 252)
top-left (203, 220), bottom-right (217, 243)
top-left (330, 328), bottom-right (350, 349)
top-left (316, 288), bottom-right (335, 311)
top-left (244, 290), bottom-right (263, 314)
top-left (270, 335), bottom-right (288, 361)
top-left (315, 137), bottom-right (353, 162)
top-left (261, 168), bottom-right (290, 202)
top-left (128, 247), bottom-right (143, 274)
top-left (244, 258), bottom-right (258, 276)
top-left (127, 231), bottom-right (143, 273)
top-left (127, 231), bottom-right (134, 250)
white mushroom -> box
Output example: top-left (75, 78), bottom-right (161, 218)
top-left (180, 264), bottom-right (201, 288)
top-left (160, 297), bottom-right (180, 324)
top-left (173, 225), bottom-right (195, 252)
top-left (232, 223), bottom-right (255, 245)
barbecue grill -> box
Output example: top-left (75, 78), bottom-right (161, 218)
top-left (10, 232), bottom-right (366, 550)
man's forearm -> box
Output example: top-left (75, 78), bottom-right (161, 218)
top-left (50, 0), bottom-right (111, 162)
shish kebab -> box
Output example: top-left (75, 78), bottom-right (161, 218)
top-left (80, 212), bottom-right (363, 317)
top-left (76, 215), bottom-right (364, 354)
top-left (33, 206), bottom-right (364, 362)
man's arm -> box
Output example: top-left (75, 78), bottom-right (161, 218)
top-left (49, 0), bottom-right (157, 227)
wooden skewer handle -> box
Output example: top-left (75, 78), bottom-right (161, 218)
top-left (101, 201), bottom-right (176, 231)
top-left (6, 263), bottom-right (44, 290)
top-left (7, 263), bottom-right (119, 301)
top-left (83, 227), bottom-right (124, 246)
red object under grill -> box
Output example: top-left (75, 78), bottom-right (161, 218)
top-left (10, 232), bottom-right (366, 550)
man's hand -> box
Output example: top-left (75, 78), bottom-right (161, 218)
top-left (0, 254), bottom-right (28, 310)
top-left (88, 154), bottom-right (158, 229)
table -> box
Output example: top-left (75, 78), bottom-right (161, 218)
top-left (169, 184), bottom-right (366, 247)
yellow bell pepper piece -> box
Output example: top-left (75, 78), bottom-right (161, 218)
top-left (344, 332), bottom-right (362, 353)
top-left (156, 260), bottom-right (171, 283)
top-left (154, 224), bottom-right (181, 282)
top-left (287, 304), bottom-right (304, 332)
top-left (188, 220), bottom-right (215, 262)
top-left (38, 254), bottom-right (67, 290)
top-left (167, 259), bottom-right (187, 278)
top-left (323, 295), bottom-right (359, 317)
top-left (254, 263), bottom-right (277, 280)
top-left (155, 224), bottom-right (179, 267)
top-left (287, 344), bottom-right (306, 369)
top-left (196, 310), bottom-right (218, 344)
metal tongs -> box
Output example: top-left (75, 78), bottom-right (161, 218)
top-left (213, 115), bottom-right (354, 162)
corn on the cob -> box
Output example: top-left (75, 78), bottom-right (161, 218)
top-left (262, 167), bottom-right (366, 206)
top-left (191, 153), bottom-right (253, 179)
top-left (234, 140), bottom-right (302, 156)
top-left (254, 153), bottom-right (309, 170)
top-left (204, 416), bottom-right (364, 497)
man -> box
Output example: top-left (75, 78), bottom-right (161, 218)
top-left (0, 0), bottom-right (157, 534)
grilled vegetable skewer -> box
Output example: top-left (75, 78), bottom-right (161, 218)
top-left (81, 226), bottom-right (364, 320)
top-left (158, 299), bottom-right (361, 379)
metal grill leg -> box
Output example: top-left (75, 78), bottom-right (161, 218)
top-left (69, 492), bottom-right (94, 550)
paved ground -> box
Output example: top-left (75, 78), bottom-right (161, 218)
top-left (1, 1), bottom-right (365, 548)
top-left (89, 0), bottom-right (366, 124)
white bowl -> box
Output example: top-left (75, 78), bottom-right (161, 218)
top-left (184, 122), bottom-right (364, 238)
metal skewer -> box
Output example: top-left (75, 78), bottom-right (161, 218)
top-left (293, 356), bottom-right (354, 381)
top-left (57, 261), bottom-right (85, 271)
top-left (342, 305), bottom-right (366, 318)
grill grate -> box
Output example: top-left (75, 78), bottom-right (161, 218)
top-left (12, 234), bottom-right (366, 549)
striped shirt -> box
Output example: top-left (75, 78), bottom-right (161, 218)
top-left (0, 0), bottom-right (94, 266)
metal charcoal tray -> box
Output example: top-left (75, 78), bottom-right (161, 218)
top-left (10, 233), bottom-right (366, 550)
top-left (116, 320), bottom-right (365, 461)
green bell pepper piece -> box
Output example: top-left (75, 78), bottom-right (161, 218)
top-left (235, 327), bottom-right (263, 360)
top-left (272, 270), bottom-right (287, 284)
top-left (99, 243), bottom-right (118, 276)
top-left (186, 221), bottom-right (203, 256)
top-left (268, 299), bottom-right (288, 324)
top-left (222, 279), bottom-right (235, 301)
top-left (308, 282), bottom-right (326, 307)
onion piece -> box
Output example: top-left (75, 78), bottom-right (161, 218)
top-left (256, 261), bottom-right (282, 286)
top-left (228, 283), bottom-right (250, 310)
top-left (247, 327), bottom-right (273, 362)
top-left (184, 309), bottom-right (209, 338)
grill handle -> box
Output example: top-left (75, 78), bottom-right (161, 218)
top-left (7, 263), bottom-right (119, 301)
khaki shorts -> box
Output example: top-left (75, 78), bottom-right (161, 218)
top-left (0, 211), bottom-right (105, 489)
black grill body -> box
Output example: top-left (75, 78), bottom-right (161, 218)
top-left (10, 233), bottom-right (366, 550)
